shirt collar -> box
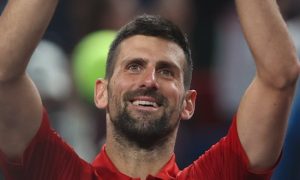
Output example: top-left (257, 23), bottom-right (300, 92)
top-left (92, 145), bottom-right (179, 180)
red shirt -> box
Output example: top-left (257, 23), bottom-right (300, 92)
top-left (0, 109), bottom-right (276, 179)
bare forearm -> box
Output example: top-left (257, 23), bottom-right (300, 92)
top-left (0, 0), bottom-right (59, 81)
top-left (236, 0), bottom-right (300, 170)
top-left (235, 0), bottom-right (300, 88)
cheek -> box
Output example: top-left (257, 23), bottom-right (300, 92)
top-left (107, 82), bottom-right (123, 119)
top-left (107, 80), bottom-right (120, 105)
top-left (108, 77), bottom-right (130, 104)
top-left (162, 83), bottom-right (183, 105)
top-left (111, 71), bottom-right (133, 89)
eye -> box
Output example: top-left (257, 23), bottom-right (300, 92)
top-left (158, 69), bottom-right (174, 78)
top-left (127, 63), bottom-right (143, 73)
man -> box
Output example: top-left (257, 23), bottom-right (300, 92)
top-left (0, 0), bottom-right (299, 180)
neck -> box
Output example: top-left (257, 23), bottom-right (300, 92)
top-left (105, 116), bottom-right (178, 180)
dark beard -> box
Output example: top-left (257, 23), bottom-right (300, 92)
top-left (110, 89), bottom-right (179, 150)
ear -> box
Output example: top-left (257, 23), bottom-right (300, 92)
top-left (180, 90), bottom-right (197, 120)
top-left (94, 78), bottom-right (108, 109)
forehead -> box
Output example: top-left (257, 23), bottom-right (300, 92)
top-left (115, 35), bottom-right (186, 68)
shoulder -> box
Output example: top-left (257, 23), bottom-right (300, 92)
top-left (0, 108), bottom-right (92, 180)
top-left (177, 117), bottom-right (273, 179)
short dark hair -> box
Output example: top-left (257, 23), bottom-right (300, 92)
top-left (105, 14), bottom-right (193, 89)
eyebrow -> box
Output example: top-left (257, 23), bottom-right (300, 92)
top-left (121, 58), bottom-right (148, 67)
top-left (123, 57), bottom-right (180, 66)
top-left (120, 57), bottom-right (182, 75)
top-left (155, 61), bottom-right (181, 72)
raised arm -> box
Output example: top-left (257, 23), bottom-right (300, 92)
top-left (235, 0), bottom-right (300, 171)
top-left (0, 0), bottom-right (58, 160)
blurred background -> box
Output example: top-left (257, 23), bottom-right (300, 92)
top-left (1, 0), bottom-right (300, 179)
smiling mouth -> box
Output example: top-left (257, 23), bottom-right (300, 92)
top-left (124, 89), bottom-right (165, 110)
top-left (132, 100), bottom-right (159, 108)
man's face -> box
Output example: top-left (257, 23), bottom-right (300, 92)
top-left (104, 35), bottom-right (193, 148)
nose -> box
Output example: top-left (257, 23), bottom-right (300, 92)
top-left (140, 67), bottom-right (159, 89)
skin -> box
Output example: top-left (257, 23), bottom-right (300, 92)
top-left (94, 35), bottom-right (196, 179)
top-left (0, 0), bottom-right (299, 179)
top-left (0, 0), bottom-right (58, 160)
top-left (235, 0), bottom-right (300, 170)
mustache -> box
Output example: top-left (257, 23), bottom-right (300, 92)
top-left (123, 88), bottom-right (167, 106)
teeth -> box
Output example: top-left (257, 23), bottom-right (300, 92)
top-left (132, 100), bottom-right (158, 107)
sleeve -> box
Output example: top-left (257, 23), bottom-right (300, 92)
top-left (177, 116), bottom-right (279, 180)
top-left (0, 108), bottom-right (95, 180)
